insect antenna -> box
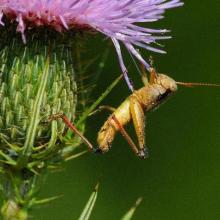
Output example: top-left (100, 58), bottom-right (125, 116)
top-left (128, 51), bottom-right (144, 78)
top-left (176, 81), bottom-right (220, 88)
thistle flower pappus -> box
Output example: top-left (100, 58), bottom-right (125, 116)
top-left (0, 0), bottom-right (183, 90)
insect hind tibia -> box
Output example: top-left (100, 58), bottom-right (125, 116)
top-left (111, 115), bottom-right (148, 159)
top-left (49, 113), bottom-right (94, 151)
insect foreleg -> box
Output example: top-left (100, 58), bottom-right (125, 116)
top-left (140, 64), bottom-right (149, 86)
top-left (130, 96), bottom-right (148, 158)
top-left (89, 105), bottom-right (116, 116)
top-left (149, 67), bottom-right (157, 85)
top-left (97, 105), bottom-right (116, 112)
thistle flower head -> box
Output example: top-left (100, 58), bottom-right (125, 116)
top-left (0, 0), bottom-right (183, 89)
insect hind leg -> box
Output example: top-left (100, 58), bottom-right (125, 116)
top-left (130, 96), bottom-right (149, 159)
top-left (49, 113), bottom-right (94, 151)
top-left (111, 115), bottom-right (147, 159)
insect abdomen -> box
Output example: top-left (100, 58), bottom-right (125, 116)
top-left (97, 99), bottom-right (131, 152)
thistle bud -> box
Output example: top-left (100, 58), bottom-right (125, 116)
top-left (0, 27), bottom-right (81, 219)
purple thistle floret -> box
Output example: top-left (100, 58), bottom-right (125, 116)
top-left (0, 0), bottom-right (183, 91)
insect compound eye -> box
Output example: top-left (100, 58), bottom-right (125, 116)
top-left (156, 89), bottom-right (172, 102)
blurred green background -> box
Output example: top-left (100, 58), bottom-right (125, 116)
top-left (36, 1), bottom-right (220, 219)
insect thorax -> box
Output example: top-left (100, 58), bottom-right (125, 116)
top-left (135, 84), bottom-right (175, 111)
